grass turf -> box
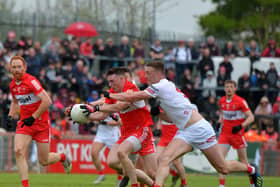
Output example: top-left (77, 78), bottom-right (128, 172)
top-left (0, 173), bottom-right (278, 187)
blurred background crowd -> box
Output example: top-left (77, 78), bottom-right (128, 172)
top-left (0, 30), bottom-right (279, 150)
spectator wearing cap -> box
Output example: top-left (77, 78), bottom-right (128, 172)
top-left (4, 31), bottom-right (17, 51)
top-left (87, 90), bottom-right (99, 103)
top-left (262, 40), bottom-right (280, 57)
top-left (173, 40), bottom-right (190, 84)
top-left (202, 70), bottom-right (216, 99)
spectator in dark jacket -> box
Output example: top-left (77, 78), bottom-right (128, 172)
top-left (257, 71), bottom-right (268, 89)
top-left (238, 73), bottom-right (251, 89)
top-left (26, 48), bottom-right (42, 77)
top-left (266, 62), bottom-right (278, 88)
top-left (62, 41), bottom-right (79, 65)
top-left (217, 66), bottom-right (230, 87)
top-left (186, 38), bottom-right (199, 60)
top-left (222, 41), bottom-right (238, 57)
top-left (3, 31), bottom-right (17, 51)
top-left (205, 36), bottom-right (219, 56)
top-left (198, 48), bottom-right (214, 81)
top-left (118, 36), bottom-right (131, 66)
top-left (93, 38), bottom-right (104, 56)
top-left (219, 55), bottom-right (233, 79)
top-left (102, 38), bottom-right (118, 74)
top-left (118, 36), bottom-right (130, 58)
top-left (133, 40), bottom-right (145, 58)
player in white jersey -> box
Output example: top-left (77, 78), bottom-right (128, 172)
top-left (103, 61), bottom-right (263, 187)
top-left (92, 113), bottom-right (121, 184)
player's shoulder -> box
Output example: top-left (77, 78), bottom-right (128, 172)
top-left (152, 78), bottom-right (169, 88)
top-left (219, 96), bottom-right (227, 103)
top-left (9, 78), bottom-right (16, 87)
top-left (21, 73), bottom-right (38, 85)
top-left (233, 94), bottom-right (246, 102)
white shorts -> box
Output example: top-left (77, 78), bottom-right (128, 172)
top-left (174, 119), bottom-right (217, 150)
top-left (94, 125), bottom-right (120, 149)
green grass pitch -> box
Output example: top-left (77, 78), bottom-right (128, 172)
top-left (0, 173), bottom-right (279, 187)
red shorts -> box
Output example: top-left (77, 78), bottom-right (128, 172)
top-left (158, 124), bottom-right (178, 147)
top-left (117, 126), bottom-right (155, 155)
top-left (16, 122), bottom-right (50, 143)
top-left (218, 132), bottom-right (247, 149)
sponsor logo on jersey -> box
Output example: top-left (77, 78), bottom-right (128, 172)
top-left (18, 95), bottom-right (32, 104)
top-left (15, 93), bottom-right (40, 105)
top-left (223, 110), bottom-right (245, 120)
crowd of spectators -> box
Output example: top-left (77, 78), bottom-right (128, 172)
top-left (0, 31), bottom-right (279, 146)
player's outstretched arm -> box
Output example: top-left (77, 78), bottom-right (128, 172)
top-left (89, 97), bottom-right (105, 106)
top-left (98, 101), bottom-right (131, 113)
top-left (88, 111), bottom-right (109, 121)
top-left (108, 91), bottom-right (152, 102)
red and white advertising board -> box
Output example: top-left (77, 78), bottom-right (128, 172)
top-left (47, 138), bottom-right (116, 174)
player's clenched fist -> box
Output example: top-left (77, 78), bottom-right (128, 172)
top-left (80, 105), bottom-right (99, 117)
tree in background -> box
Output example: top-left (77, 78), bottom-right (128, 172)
top-left (199, 0), bottom-right (280, 46)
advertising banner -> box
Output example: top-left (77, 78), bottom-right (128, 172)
top-left (47, 138), bottom-right (116, 174)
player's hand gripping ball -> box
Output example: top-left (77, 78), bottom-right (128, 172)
top-left (70, 104), bottom-right (91, 124)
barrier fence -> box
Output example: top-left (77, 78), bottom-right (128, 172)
top-left (1, 132), bottom-right (280, 176)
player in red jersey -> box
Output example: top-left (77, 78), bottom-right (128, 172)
top-left (72, 67), bottom-right (157, 187)
top-left (218, 80), bottom-right (255, 187)
top-left (7, 56), bottom-right (72, 187)
top-left (104, 62), bottom-right (263, 187)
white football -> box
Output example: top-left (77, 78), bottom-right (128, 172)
top-left (70, 104), bottom-right (89, 124)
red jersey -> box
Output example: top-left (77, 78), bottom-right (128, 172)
top-left (219, 94), bottom-right (250, 134)
top-left (10, 73), bottom-right (49, 129)
top-left (105, 80), bottom-right (153, 138)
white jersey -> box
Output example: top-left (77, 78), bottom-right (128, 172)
top-left (144, 78), bottom-right (197, 130)
top-left (95, 115), bottom-right (120, 149)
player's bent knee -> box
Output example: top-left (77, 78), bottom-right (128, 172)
top-left (216, 164), bottom-right (229, 175)
top-left (14, 147), bottom-right (25, 158)
top-left (107, 158), bottom-right (119, 170)
top-left (38, 159), bottom-right (49, 166)
top-left (147, 168), bottom-right (156, 179)
top-left (158, 155), bottom-right (171, 166)
top-left (91, 150), bottom-right (99, 160)
top-left (117, 150), bottom-right (127, 161)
